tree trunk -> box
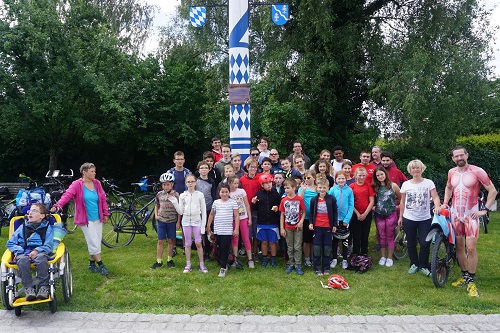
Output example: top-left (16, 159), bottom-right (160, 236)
top-left (49, 147), bottom-right (58, 173)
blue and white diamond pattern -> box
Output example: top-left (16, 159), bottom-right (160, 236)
top-left (230, 104), bottom-right (250, 131)
top-left (190, 6), bottom-right (206, 28)
top-left (230, 53), bottom-right (249, 84)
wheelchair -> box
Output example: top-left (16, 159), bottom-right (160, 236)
top-left (1, 214), bottom-right (73, 316)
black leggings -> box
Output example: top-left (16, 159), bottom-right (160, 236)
top-left (217, 235), bottom-right (232, 269)
top-left (350, 212), bottom-right (372, 255)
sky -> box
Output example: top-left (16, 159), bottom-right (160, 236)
top-left (146, 0), bottom-right (500, 78)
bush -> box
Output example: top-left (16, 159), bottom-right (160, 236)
top-left (467, 147), bottom-right (500, 194)
top-left (457, 132), bottom-right (500, 152)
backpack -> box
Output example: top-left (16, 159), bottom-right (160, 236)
top-left (349, 254), bottom-right (373, 273)
top-left (16, 188), bottom-right (51, 214)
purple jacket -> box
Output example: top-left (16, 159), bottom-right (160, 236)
top-left (54, 178), bottom-right (109, 226)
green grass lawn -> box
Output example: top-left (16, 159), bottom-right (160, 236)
top-left (2, 213), bottom-right (499, 315)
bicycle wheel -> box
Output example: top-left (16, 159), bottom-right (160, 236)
top-left (479, 214), bottom-right (488, 234)
top-left (431, 231), bottom-right (450, 288)
top-left (393, 226), bottom-right (408, 260)
top-left (101, 209), bottom-right (136, 248)
top-left (63, 199), bottom-right (77, 233)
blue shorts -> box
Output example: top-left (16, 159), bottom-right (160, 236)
top-left (257, 224), bottom-right (279, 243)
top-left (157, 221), bottom-right (176, 241)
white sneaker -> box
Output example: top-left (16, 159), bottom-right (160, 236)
top-left (385, 259), bottom-right (393, 267)
top-left (379, 257), bottom-right (387, 266)
top-left (218, 268), bottom-right (226, 277)
top-left (342, 260), bottom-right (348, 269)
top-left (330, 259), bottom-right (338, 268)
top-left (248, 260), bottom-right (255, 269)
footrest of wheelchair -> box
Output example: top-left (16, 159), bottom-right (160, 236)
top-left (13, 296), bottom-right (53, 306)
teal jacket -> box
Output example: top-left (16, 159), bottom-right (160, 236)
top-left (328, 185), bottom-right (354, 224)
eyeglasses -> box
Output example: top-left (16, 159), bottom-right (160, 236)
top-left (186, 181), bottom-right (196, 184)
top-left (199, 167), bottom-right (209, 169)
top-left (248, 166), bottom-right (258, 169)
top-left (28, 209), bottom-right (40, 214)
top-left (305, 176), bottom-right (314, 180)
top-left (293, 146), bottom-right (301, 148)
top-left (251, 153), bottom-right (259, 156)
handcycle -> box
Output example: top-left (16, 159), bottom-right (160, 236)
top-left (1, 214), bottom-right (73, 316)
top-left (426, 210), bottom-right (456, 288)
top-left (101, 187), bottom-right (160, 248)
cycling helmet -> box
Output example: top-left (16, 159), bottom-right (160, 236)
top-left (259, 174), bottom-right (274, 185)
top-left (333, 225), bottom-right (350, 240)
top-left (439, 208), bottom-right (450, 219)
top-left (160, 171), bottom-right (175, 183)
top-left (327, 274), bottom-right (350, 290)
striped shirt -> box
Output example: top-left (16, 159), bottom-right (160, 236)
top-left (213, 199), bottom-right (238, 236)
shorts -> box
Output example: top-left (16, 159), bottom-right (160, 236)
top-left (256, 224), bottom-right (279, 243)
top-left (157, 221), bottom-right (176, 241)
top-left (302, 219), bottom-right (313, 243)
top-left (81, 220), bottom-right (102, 256)
top-left (452, 213), bottom-right (480, 238)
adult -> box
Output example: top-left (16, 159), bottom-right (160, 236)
top-left (257, 136), bottom-right (270, 164)
top-left (288, 140), bottom-right (311, 169)
top-left (371, 145), bottom-right (396, 168)
top-left (269, 148), bottom-right (282, 174)
top-left (351, 150), bottom-right (376, 185)
top-left (442, 146), bottom-right (497, 297)
top-left (51, 162), bottom-right (110, 275)
top-left (330, 145), bottom-right (350, 176)
top-left (243, 146), bottom-right (261, 172)
top-left (381, 151), bottom-right (407, 187)
top-left (398, 160), bottom-right (441, 277)
top-left (211, 137), bottom-right (222, 162)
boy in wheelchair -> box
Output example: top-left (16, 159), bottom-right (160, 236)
top-left (6, 203), bottom-right (54, 301)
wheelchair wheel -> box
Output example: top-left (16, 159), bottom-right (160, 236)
top-left (393, 226), bottom-right (408, 260)
top-left (1, 279), bottom-right (13, 310)
top-left (61, 251), bottom-right (73, 303)
top-left (49, 291), bottom-right (57, 313)
top-left (14, 305), bottom-right (21, 317)
top-left (431, 231), bottom-right (450, 288)
top-left (102, 208), bottom-right (136, 248)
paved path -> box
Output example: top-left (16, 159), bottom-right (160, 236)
top-left (1, 311), bottom-right (499, 332)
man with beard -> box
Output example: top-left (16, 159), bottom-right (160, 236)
top-left (381, 151), bottom-right (407, 187)
top-left (442, 146), bottom-right (497, 297)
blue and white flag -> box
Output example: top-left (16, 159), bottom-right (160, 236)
top-left (272, 4), bottom-right (289, 26)
top-left (190, 6), bottom-right (207, 28)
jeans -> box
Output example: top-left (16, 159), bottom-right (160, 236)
top-left (312, 227), bottom-right (333, 272)
top-left (16, 253), bottom-right (49, 288)
top-left (403, 217), bottom-right (432, 269)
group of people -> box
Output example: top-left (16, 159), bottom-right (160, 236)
top-left (5, 139), bottom-right (496, 298)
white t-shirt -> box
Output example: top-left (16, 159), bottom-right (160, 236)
top-left (400, 179), bottom-right (436, 221)
top-left (230, 188), bottom-right (249, 219)
top-left (213, 199), bottom-right (238, 235)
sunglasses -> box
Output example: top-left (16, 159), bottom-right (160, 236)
top-left (251, 153), bottom-right (259, 156)
top-left (270, 153), bottom-right (278, 156)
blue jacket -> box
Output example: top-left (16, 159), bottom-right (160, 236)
top-left (328, 185), bottom-right (354, 224)
top-left (7, 218), bottom-right (54, 255)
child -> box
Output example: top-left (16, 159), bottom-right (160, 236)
top-left (260, 157), bottom-right (273, 175)
top-left (228, 176), bottom-right (254, 268)
top-left (195, 161), bottom-right (217, 261)
top-left (231, 153), bottom-right (246, 178)
top-left (294, 155), bottom-right (307, 177)
top-left (178, 174), bottom-right (208, 273)
top-left (314, 159), bottom-right (335, 188)
top-left (328, 171), bottom-right (354, 269)
top-left (169, 151), bottom-right (192, 195)
top-left (309, 178), bottom-right (338, 275)
top-left (298, 170), bottom-right (317, 267)
top-left (273, 171), bottom-right (286, 197)
top-left (342, 161), bottom-right (355, 186)
top-left (202, 151), bottom-right (222, 188)
top-left (6, 203), bottom-right (54, 301)
top-left (214, 144), bottom-right (232, 175)
top-left (251, 174), bottom-right (281, 267)
top-left (280, 157), bottom-right (301, 178)
top-left (240, 159), bottom-right (262, 260)
top-left (206, 184), bottom-right (240, 277)
top-left (280, 179), bottom-right (306, 275)
top-left (151, 171), bottom-right (182, 269)
top-left (223, 164), bottom-right (236, 182)
top-left (349, 167), bottom-right (375, 256)
top-left (211, 136), bottom-right (222, 162)
top-left (372, 166), bottom-right (401, 267)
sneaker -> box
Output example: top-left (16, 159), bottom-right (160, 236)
top-left (36, 286), bottom-right (49, 300)
top-left (295, 266), bottom-right (304, 276)
top-left (183, 266), bottom-right (192, 273)
top-left (25, 287), bottom-right (36, 301)
top-left (261, 258), bottom-right (268, 268)
top-left (337, 248), bottom-right (342, 258)
top-left (452, 276), bottom-right (467, 287)
top-left (88, 263), bottom-right (99, 273)
top-left (304, 258), bottom-right (312, 267)
top-left (248, 260), bottom-right (255, 269)
top-left (408, 264), bottom-right (419, 274)
top-left (285, 265), bottom-right (295, 274)
top-left (167, 260), bottom-right (175, 268)
top-left (330, 259), bottom-right (338, 269)
top-left (199, 266), bottom-right (209, 273)
top-left (315, 271), bottom-right (323, 276)
top-left (238, 249), bottom-right (246, 257)
top-left (252, 253), bottom-right (260, 263)
top-left (270, 259), bottom-right (277, 268)
top-left (372, 244), bottom-right (381, 252)
top-left (100, 265), bottom-right (109, 276)
top-left (324, 270), bottom-right (330, 276)
top-left (379, 257), bottom-right (387, 266)
top-left (150, 262), bottom-right (163, 269)
top-left (420, 267), bottom-right (431, 277)
top-left (218, 268), bottom-right (226, 277)
top-left (467, 282), bottom-right (479, 297)
top-left (342, 260), bottom-right (349, 269)
top-left (385, 259), bottom-right (394, 267)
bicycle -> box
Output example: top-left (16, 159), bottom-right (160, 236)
top-left (426, 210), bottom-right (457, 288)
top-left (101, 187), bottom-right (160, 248)
top-left (0, 198), bottom-right (17, 237)
top-left (101, 178), bottom-right (136, 209)
top-left (393, 225), bottom-right (408, 260)
top-left (43, 170), bottom-right (75, 233)
top-left (478, 191), bottom-right (489, 234)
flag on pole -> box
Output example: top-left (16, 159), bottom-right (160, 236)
top-left (190, 6), bottom-right (207, 27)
top-left (272, 4), bottom-right (289, 26)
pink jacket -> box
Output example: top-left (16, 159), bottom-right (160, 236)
top-left (54, 178), bottom-right (109, 226)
